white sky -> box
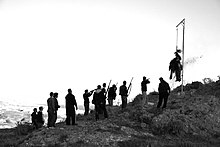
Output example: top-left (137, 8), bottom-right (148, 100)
top-left (0, 0), bottom-right (220, 106)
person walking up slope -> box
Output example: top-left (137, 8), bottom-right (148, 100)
top-left (157, 77), bottom-right (171, 109)
top-left (119, 81), bottom-right (128, 110)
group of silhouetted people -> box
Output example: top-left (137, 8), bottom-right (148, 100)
top-left (47, 92), bottom-right (60, 127)
top-left (92, 84), bottom-right (108, 120)
top-left (31, 92), bottom-right (60, 129)
top-left (31, 106), bottom-right (44, 129)
top-left (141, 76), bottom-right (171, 109)
top-left (31, 74), bottom-right (172, 129)
top-left (83, 82), bottom-right (117, 119)
top-left (31, 89), bottom-right (78, 128)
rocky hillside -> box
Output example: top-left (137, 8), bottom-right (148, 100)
top-left (1, 80), bottom-right (220, 147)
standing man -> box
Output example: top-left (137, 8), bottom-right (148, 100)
top-left (31, 108), bottom-right (38, 129)
top-left (83, 89), bottom-right (93, 116)
top-left (108, 84), bottom-right (117, 106)
top-left (157, 77), bottom-right (171, 109)
top-left (119, 81), bottom-right (128, 110)
top-left (101, 83), bottom-right (108, 118)
top-left (53, 92), bottom-right (60, 127)
top-left (47, 92), bottom-right (56, 128)
top-left (37, 106), bottom-right (45, 128)
top-left (65, 89), bottom-right (78, 125)
top-left (102, 83), bottom-right (107, 95)
top-left (141, 76), bottom-right (150, 106)
top-left (92, 85), bottom-right (102, 121)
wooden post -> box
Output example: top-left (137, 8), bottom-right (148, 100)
top-left (176, 19), bottom-right (185, 95)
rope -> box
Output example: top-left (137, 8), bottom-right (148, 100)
top-left (176, 27), bottom-right (178, 51)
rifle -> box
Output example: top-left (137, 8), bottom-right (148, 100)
top-left (105, 80), bottom-right (112, 97)
top-left (127, 77), bottom-right (133, 96)
top-left (90, 89), bottom-right (96, 93)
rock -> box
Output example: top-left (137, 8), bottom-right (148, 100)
top-left (121, 126), bottom-right (139, 136)
top-left (140, 123), bottom-right (147, 128)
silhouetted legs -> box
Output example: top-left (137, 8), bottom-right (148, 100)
top-left (175, 70), bottom-right (181, 81)
top-left (53, 111), bottom-right (57, 127)
top-left (84, 103), bottom-right (89, 115)
top-left (48, 111), bottom-right (55, 127)
top-left (95, 104), bottom-right (101, 121)
top-left (100, 103), bottom-right (108, 118)
top-left (108, 97), bottom-right (114, 106)
top-left (170, 70), bottom-right (174, 80)
top-left (66, 111), bottom-right (76, 125)
top-left (157, 93), bottom-right (169, 109)
top-left (142, 91), bottom-right (147, 106)
top-left (121, 96), bottom-right (127, 110)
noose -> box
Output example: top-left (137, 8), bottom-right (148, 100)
top-left (176, 27), bottom-right (179, 52)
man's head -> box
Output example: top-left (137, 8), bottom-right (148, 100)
top-left (85, 89), bottom-right (88, 93)
top-left (123, 81), bottom-right (126, 85)
top-left (103, 83), bottom-right (106, 88)
top-left (159, 77), bottom-right (163, 82)
top-left (68, 89), bottom-right (72, 93)
top-left (54, 92), bottom-right (58, 98)
top-left (39, 106), bottom-right (43, 111)
top-left (97, 85), bottom-right (101, 89)
top-left (33, 108), bottom-right (37, 112)
top-left (50, 92), bottom-right (53, 97)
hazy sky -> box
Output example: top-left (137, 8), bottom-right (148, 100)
top-left (0, 0), bottom-right (220, 106)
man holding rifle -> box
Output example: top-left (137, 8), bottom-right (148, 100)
top-left (119, 78), bottom-right (133, 110)
top-left (119, 81), bottom-right (128, 110)
top-left (83, 89), bottom-right (94, 116)
top-left (101, 83), bottom-right (108, 118)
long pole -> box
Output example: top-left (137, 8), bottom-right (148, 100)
top-left (181, 20), bottom-right (185, 94)
top-left (176, 18), bottom-right (185, 94)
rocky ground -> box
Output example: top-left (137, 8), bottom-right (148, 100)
top-left (1, 80), bottom-right (220, 147)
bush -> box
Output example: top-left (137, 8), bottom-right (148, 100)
top-left (202, 78), bottom-right (214, 84)
top-left (149, 91), bottom-right (159, 95)
top-left (15, 122), bottom-right (34, 136)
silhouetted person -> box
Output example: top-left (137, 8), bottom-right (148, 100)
top-left (37, 106), bottom-right (44, 128)
top-left (141, 76), bottom-right (150, 106)
top-left (157, 77), bottom-right (171, 109)
top-left (169, 51), bottom-right (182, 81)
top-left (53, 92), bottom-right (60, 127)
top-left (65, 89), bottom-right (78, 125)
top-left (31, 108), bottom-right (38, 129)
top-left (83, 89), bottom-right (93, 115)
top-left (47, 92), bottom-right (56, 127)
top-left (102, 83), bottom-right (107, 95)
top-left (101, 83), bottom-right (108, 118)
top-left (92, 85), bottom-right (102, 121)
top-left (119, 81), bottom-right (128, 110)
top-left (108, 84), bottom-right (117, 106)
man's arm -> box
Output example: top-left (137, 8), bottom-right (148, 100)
top-left (51, 98), bottom-right (56, 112)
top-left (73, 96), bottom-right (78, 110)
